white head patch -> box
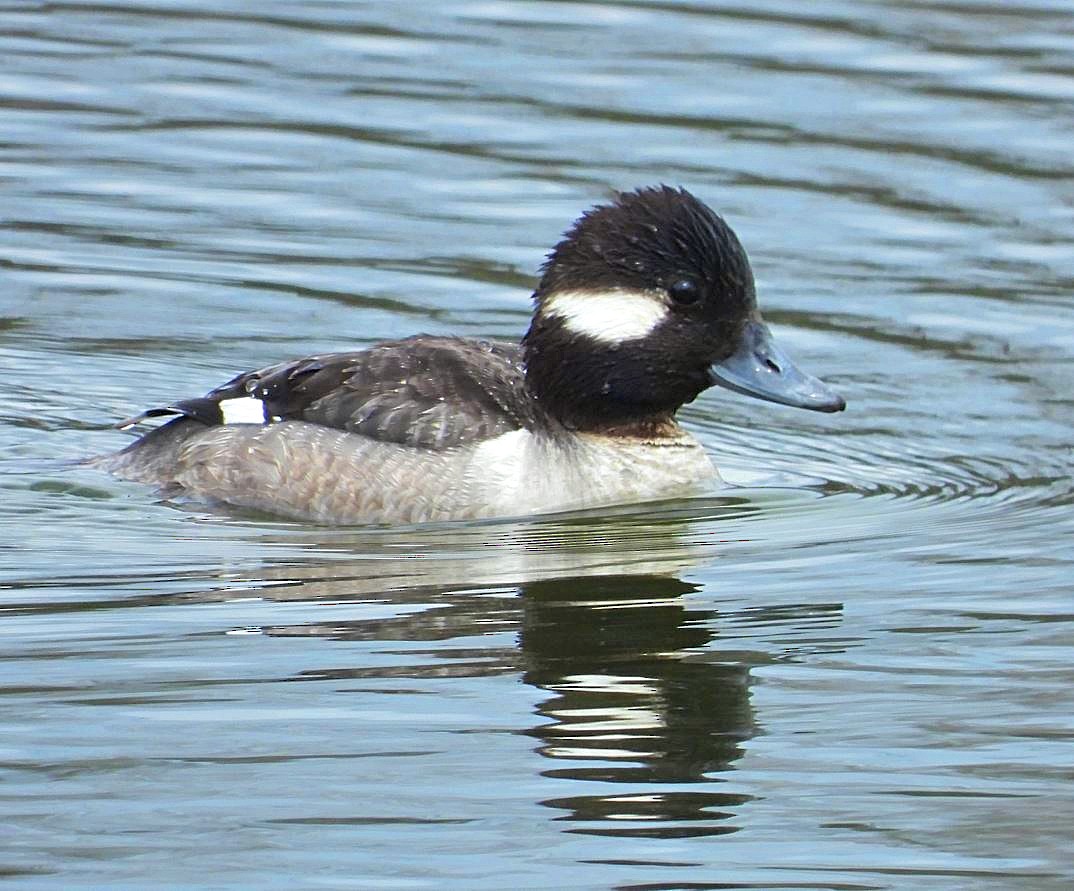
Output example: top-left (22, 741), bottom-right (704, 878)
top-left (541, 289), bottom-right (669, 344)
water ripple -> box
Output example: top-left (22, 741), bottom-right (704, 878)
top-left (3, 1), bottom-right (1074, 888)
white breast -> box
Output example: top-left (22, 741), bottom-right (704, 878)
top-left (466, 428), bottom-right (720, 517)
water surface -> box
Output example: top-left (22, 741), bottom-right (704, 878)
top-left (2, 1), bottom-right (1073, 888)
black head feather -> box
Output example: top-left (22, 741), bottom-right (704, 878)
top-left (534, 185), bottom-right (756, 319)
top-left (523, 186), bottom-right (759, 430)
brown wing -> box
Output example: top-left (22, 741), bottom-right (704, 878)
top-left (131, 336), bottom-right (536, 451)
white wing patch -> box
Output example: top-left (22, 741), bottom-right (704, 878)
top-left (541, 289), bottom-right (669, 344)
top-left (219, 396), bottom-right (268, 425)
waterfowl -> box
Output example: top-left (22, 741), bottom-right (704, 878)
top-left (105, 186), bottom-right (844, 524)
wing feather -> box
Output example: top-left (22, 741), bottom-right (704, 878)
top-left (127, 336), bottom-right (534, 451)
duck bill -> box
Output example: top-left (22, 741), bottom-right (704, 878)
top-left (708, 320), bottom-right (846, 413)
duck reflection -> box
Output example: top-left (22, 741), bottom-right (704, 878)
top-left (151, 500), bottom-right (792, 839)
top-left (518, 574), bottom-right (754, 838)
top-left (262, 567), bottom-right (758, 839)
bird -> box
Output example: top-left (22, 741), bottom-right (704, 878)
top-left (103, 186), bottom-right (845, 525)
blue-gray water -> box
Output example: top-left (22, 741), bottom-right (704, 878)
top-left (3, 1), bottom-right (1073, 888)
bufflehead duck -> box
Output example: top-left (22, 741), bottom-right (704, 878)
top-left (105, 186), bottom-right (845, 525)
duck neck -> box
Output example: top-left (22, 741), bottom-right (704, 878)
top-left (521, 312), bottom-right (708, 434)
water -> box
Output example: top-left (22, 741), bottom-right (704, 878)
top-left (2, 0), bottom-right (1073, 887)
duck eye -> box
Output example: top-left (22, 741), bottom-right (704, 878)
top-left (669, 279), bottom-right (700, 306)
